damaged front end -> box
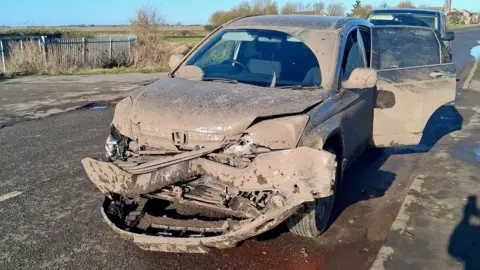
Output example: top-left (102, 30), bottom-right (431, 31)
top-left (82, 119), bottom-right (336, 253)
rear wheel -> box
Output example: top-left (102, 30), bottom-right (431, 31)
top-left (286, 146), bottom-right (341, 238)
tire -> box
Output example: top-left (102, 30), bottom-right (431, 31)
top-left (286, 146), bottom-right (341, 238)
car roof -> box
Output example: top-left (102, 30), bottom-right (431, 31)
top-left (371, 8), bottom-right (444, 15)
top-left (228, 15), bottom-right (369, 31)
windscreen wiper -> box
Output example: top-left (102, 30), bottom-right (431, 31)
top-left (202, 77), bottom-right (238, 84)
top-left (276, 85), bottom-right (323, 90)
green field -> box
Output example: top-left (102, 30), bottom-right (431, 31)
top-left (0, 25), bottom-right (206, 38)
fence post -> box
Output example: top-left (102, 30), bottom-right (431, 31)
top-left (82, 37), bottom-right (86, 64)
top-left (20, 39), bottom-right (24, 56)
top-left (109, 37), bottom-right (113, 62)
top-left (41, 36), bottom-right (47, 61)
top-left (0, 40), bottom-right (5, 73)
top-left (37, 38), bottom-right (43, 64)
top-left (128, 37), bottom-right (131, 56)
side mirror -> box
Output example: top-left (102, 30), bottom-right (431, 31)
top-left (168, 54), bottom-right (185, 71)
top-left (342, 68), bottom-right (378, 89)
top-left (443, 31), bottom-right (455, 41)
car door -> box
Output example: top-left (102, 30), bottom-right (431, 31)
top-left (370, 26), bottom-right (456, 147)
top-left (340, 28), bottom-right (375, 160)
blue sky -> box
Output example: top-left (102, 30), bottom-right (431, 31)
top-left (1, 0), bottom-right (477, 26)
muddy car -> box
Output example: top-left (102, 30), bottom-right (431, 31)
top-left (82, 15), bottom-right (456, 253)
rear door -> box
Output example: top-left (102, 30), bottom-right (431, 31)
top-left (371, 26), bottom-right (456, 147)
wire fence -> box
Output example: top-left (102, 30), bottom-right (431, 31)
top-left (0, 36), bottom-right (136, 73)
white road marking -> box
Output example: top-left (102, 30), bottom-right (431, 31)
top-left (0, 191), bottom-right (23, 202)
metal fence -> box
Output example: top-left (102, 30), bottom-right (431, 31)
top-left (0, 36), bottom-right (136, 73)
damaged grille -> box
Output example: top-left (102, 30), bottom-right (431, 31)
top-left (105, 175), bottom-right (282, 238)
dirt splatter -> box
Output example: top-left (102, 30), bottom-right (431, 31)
top-left (257, 174), bottom-right (267, 185)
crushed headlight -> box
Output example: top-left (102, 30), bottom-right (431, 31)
top-left (105, 135), bottom-right (118, 158)
top-left (104, 125), bottom-right (130, 161)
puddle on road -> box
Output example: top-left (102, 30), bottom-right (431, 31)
top-left (449, 143), bottom-right (480, 164)
top-left (472, 45), bottom-right (480, 61)
top-left (474, 147), bottom-right (480, 161)
top-left (88, 105), bottom-right (107, 110)
top-left (0, 122), bottom-right (12, 129)
top-left (84, 104), bottom-right (108, 110)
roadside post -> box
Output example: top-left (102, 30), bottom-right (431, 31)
top-left (109, 38), bottom-right (113, 63)
top-left (20, 40), bottom-right (24, 60)
top-left (0, 39), bottom-right (5, 73)
top-left (82, 37), bottom-right (86, 64)
top-left (41, 36), bottom-right (47, 61)
top-left (128, 37), bottom-right (131, 56)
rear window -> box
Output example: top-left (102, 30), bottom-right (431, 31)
top-left (372, 27), bottom-right (441, 70)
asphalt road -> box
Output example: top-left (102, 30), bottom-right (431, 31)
top-left (0, 27), bottom-right (477, 270)
top-left (0, 106), bottom-right (431, 270)
top-left (451, 27), bottom-right (480, 72)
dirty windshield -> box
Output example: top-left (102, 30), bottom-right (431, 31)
top-left (367, 13), bottom-right (438, 29)
top-left (185, 29), bottom-right (321, 88)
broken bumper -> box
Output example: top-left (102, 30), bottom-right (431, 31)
top-left (82, 147), bottom-right (336, 253)
top-left (99, 198), bottom-right (301, 253)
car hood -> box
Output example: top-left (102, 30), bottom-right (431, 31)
top-left (118, 77), bottom-right (324, 144)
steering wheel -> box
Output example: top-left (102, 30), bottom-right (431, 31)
top-left (222, 59), bottom-right (246, 69)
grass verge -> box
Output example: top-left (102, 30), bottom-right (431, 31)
top-left (448, 24), bottom-right (480, 29)
top-left (166, 37), bottom-right (204, 44)
top-left (1, 66), bottom-right (168, 80)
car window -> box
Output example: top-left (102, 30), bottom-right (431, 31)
top-left (185, 29), bottom-right (321, 88)
top-left (368, 13), bottom-right (438, 29)
top-left (360, 29), bottom-right (372, 67)
top-left (195, 40), bottom-right (236, 68)
top-left (372, 27), bottom-right (441, 70)
top-left (341, 29), bottom-right (367, 81)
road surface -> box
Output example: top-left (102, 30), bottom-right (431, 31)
top-left (0, 27), bottom-right (478, 270)
top-left (451, 27), bottom-right (480, 73)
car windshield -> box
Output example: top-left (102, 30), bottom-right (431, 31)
top-left (185, 29), bottom-right (321, 88)
top-left (367, 13), bottom-right (438, 29)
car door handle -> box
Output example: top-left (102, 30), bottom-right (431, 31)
top-left (430, 71), bottom-right (455, 78)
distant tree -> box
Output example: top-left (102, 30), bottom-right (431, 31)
top-left (327, 3), bottom-right (345, 16)
top-left (208, 0), bottom-right (279, 27)
top-left (251, 0), bottom-right (279, 15)
top-left (350, 0), bottom-right (362, 16)
top-left (349, 1), bottom-right (372, 18)
top-left (281, 1), bottom-right (325, 15)
top-left (396, 1), bottom-right (416, 8)
top-left (378, 1), bottom-right (390, 9)
top-left (130, 5), bottom-right (166, 43)
top-left (281, 1), bottom-right (305, 14)
top-left (362, 5), bottom-right (373, 17)
top-left (311, 2), bottom-right (326, 13)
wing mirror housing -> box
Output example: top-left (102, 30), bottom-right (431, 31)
top-left (168, 54), bottom-right (185, 71)
top-left (342, 68), bottom-right (378, 89)
top-left (443, 31), bottom-right (455, 41)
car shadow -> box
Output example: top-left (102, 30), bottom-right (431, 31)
top-left (448, 196), bottom-right (480, 270)
top-left (330, 105), bottom-right (464, 227)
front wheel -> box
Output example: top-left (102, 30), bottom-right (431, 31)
top-left (286, 147), bottom-right (340, 238)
